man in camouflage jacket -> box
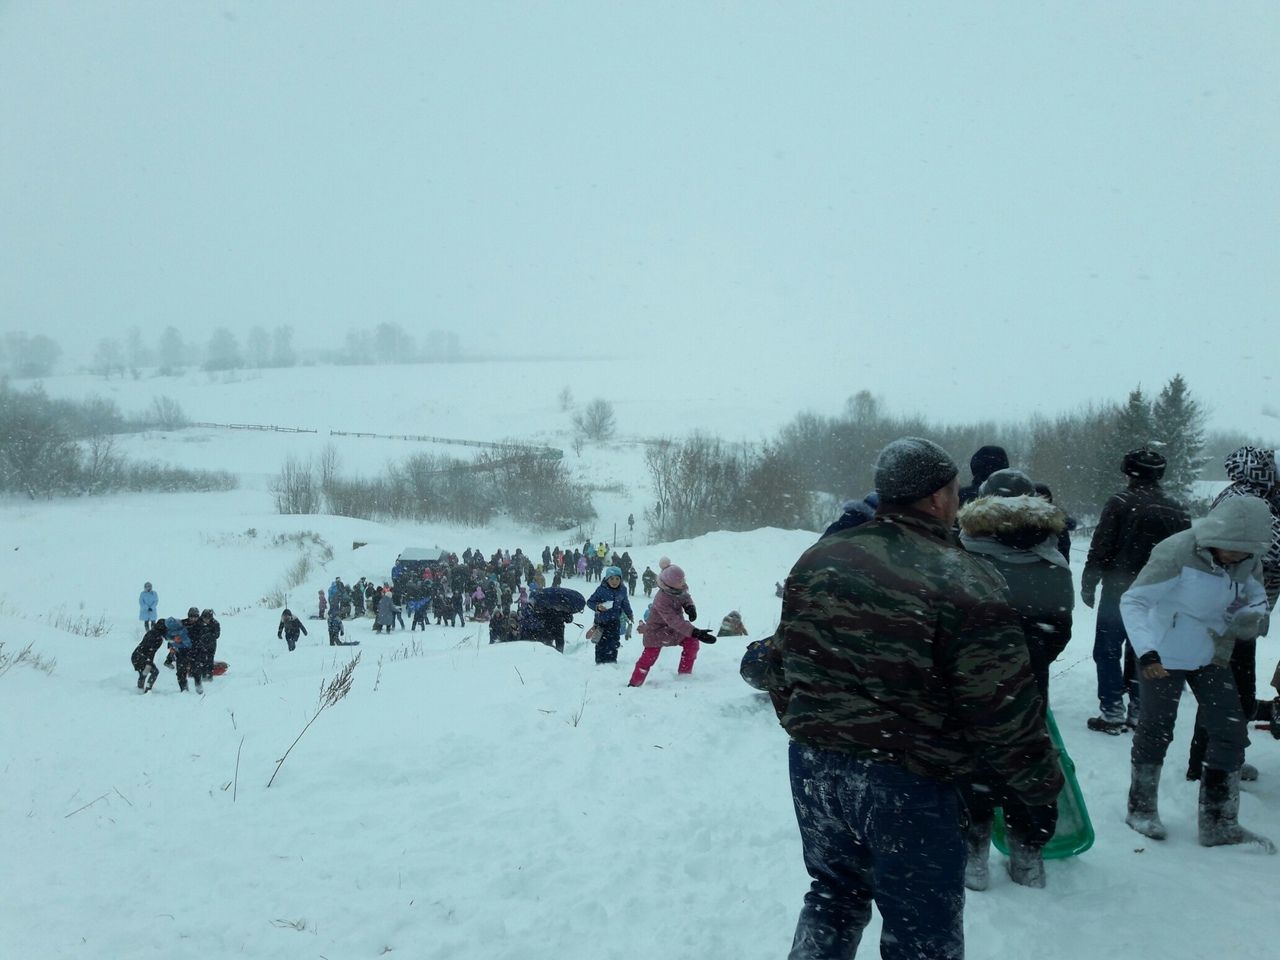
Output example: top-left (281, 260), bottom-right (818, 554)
top-left (765, 437), bottom-right (1061, 960)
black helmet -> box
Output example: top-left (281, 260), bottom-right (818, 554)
top-left (1123, 448), bottom-right (1167, 481)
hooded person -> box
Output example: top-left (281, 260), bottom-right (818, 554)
top-left (138, 582), bottom-right (158, 629)
top-left (1082, 449), bottom-right (1191, 733)
top-left (627, 564), bottom-right (713, 686)
top-left (958, 445), bottom-right (1010, 508)
top-left (822, 492), bottom-right (880, 539)
top-left (1120, 496), bottom-right (1274, 852)
top-left (764, 437), bottom-right (1060, 958)
top-left (956, 468), bottom-right (1075, 889)
top-left (1188, 446), bottom-right (1280, 772)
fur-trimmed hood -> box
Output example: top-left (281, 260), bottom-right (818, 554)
top-left (958, 494), bottom-right (1068, 563)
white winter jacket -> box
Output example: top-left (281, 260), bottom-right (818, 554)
top-left (1120, 497), bottom-right (1271, 671)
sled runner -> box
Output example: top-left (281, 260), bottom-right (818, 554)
top-left (993, 708), bottom-right (1095, 860)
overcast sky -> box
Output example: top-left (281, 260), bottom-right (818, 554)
top-left (1, 2), bottom-right (1276, 430)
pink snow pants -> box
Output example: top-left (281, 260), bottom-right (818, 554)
top-left (628, 639), bottom-right (700, 686)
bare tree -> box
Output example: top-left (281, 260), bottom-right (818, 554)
top-left (573, 398), bottom-right (616, 442)
top-left (271, 457), bottom-right (318, 514)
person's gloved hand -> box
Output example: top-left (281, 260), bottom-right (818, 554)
top-left (690, 628), bottom-right (716, 644)
top-left (685, 604), bottom-right (698, 621)
top-left (1081, 583), bottom-right (1096, 609)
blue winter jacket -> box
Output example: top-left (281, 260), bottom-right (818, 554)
top-left (164, 617), bottom-right (192, 651)
top-left (586, 582), bottom-right (633, 625)
top-left (139, 590), bottom-right (158, 621)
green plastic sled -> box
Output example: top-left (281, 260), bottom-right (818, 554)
top-left (992, 708), bottom-right (1095, 860)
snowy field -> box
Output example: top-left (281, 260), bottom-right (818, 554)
top-left (2, 363), bottom-right (1278, 960)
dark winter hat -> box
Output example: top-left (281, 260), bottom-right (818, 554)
top-left (969, 445), bottom-right (1010, 483)
top-left (187, 606), bottom-right (200, 618)
top-left (874, 437), bottom-right (960, 505)
top-left (1122, 448), bottom-right (1167, 481)
top-left (201, 608), bottom-right (214, 618)
top-left (979, 468), bottom-right (1036, 499)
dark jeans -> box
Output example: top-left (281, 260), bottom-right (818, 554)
top-left (788, 741), bottom-right (965, 960)
top-left (1132, 664), bottom-right (1247, 771)
top-left (594, 620), bottom-right (621, 664)
top-left (1189, 641), bottom-right (1256, 772)
top-left (1093, 591), bottom-right (1139, 719)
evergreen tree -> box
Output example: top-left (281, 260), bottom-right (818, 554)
top-left (270, 325), bottom-right (296, 367)
top-left (245, 326), bottom-right (271, 368)
top-left (1151, 374), bottom-right (1207, 504)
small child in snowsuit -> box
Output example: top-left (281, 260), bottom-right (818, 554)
top-left (628, 564), bottom-right (715, 686)
top-left (327, 608), bottom-right (345, 646)
top-left (132, 620), bottom-right (168, 691)
top-left (165, 616), bottom-right (202, 693)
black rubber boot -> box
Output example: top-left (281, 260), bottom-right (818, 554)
top-left (1199, 768), bottom-right (1276, 853)
top-left (1126, 763), bottom-right (1167, 840)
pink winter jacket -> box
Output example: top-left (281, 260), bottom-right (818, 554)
top-left (640, 586), bottom-right (697, 648)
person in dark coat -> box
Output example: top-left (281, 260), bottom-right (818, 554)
top-left (641, 566), bottom-right (658, 598)
top-left (132, 620), bottom-right (168, 691)
top-left (957, 468), bottom-right (1074, 889)
top-left (1033, 482), bottom-right (1078, 563)
top-left (327, 607), bottom-right (345, 645)
top-left (1081, 449), bottom-right (1190, 733)
top-left (517, 586), bottom-right (586, 652)
top-left (958, 445), bottom-right (1010, 508)
top-left (190, 608), bottom-right (220, 682)
top-left (375, 591), bottom-right (396, 633)
top-left (822, 492), bottom-right (880, 539)
top-left (586, 566), bottom-right (634, 664)
top-left (278, 609), bottom-right (308, 651)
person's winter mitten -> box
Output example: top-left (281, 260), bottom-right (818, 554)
top-left (685, 604), bottom-right (698, 621)
top-left (1080, 583), bottom-right (1096, 609)
top-left (691, 628), bottom-right (716, 644)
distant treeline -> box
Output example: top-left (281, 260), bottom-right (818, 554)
top-left (643, 375), bottom-right (1277, 542)
top-left (272, 445), bottom-right (595, 529)
top-left (0, 380), bottom-right (234, 499)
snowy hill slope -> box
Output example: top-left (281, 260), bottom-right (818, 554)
top-left (1, 364), bottom-right (1278, 959)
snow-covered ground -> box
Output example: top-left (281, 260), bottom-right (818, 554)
top-left (2, 364), bottom-right (1277, 960)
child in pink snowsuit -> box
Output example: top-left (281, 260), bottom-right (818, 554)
top-left (628, 564), bottom-right (713, 686)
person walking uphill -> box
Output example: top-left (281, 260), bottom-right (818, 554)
top-left (278, 609), bottom-right (308, 651)
top-left (628, 565), bottom-right (714, 686)
top-left (762, 437), bottom-right (1061, 960)
top-left (1121, 495), bottom-right (1274, 852)
top-left (586, 566), bottom-right (633, 664)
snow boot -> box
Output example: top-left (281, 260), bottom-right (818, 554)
top-left (1126, 763), bottom-right (1167, 840)
top-left (1198, 768), bottom-right (1276, 853)
top-left (137, 672), bottom-right (146, 690)
top-left (1087, 716), bottom-right (1125, 736)
top-left (963, 818), bottom-right (993, 892)
top-left (1005, 831), bottom-right (1046, 888)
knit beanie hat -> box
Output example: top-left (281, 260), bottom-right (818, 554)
top-left (874, 438), bottom-right (959, 504)
top-left (659, 564), bottom-right (686, 588)
top-left (658, 556), bottom-right (671, 569)
top-left (968, 445), bottom-right (1010, 484)
top-left (1122, 448), bottom-right (1166, 481)
top-left (603, 565), bottom-right (623, 580)
top-left (979, 468), bottom-right (1036, 499)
